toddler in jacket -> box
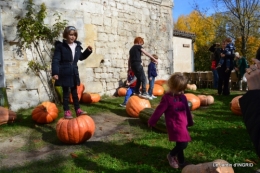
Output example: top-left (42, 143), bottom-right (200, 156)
top-left (148, 72), bottom-right (193, 169)
top-left (147, 54), bottom-right (158, 100)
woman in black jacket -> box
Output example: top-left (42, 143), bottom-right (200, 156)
top-left (52, 26), bottom-right (92, 119)
top-left (239, 58), bottom-right (260, 158)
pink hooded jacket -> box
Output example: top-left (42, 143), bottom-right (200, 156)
top-left (148, 92), bottom-right (194, 142)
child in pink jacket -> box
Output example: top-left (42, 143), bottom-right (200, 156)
top-left (148, 73), bottom-right (194, 169)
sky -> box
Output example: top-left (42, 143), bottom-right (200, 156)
top-left (173, 0), bottom-right (213, 21)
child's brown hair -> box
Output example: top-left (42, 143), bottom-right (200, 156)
top-left (225, 37), bottom-right (232, 43)
top-left (167, 73), bottom-right (188, 92)
top-left (134, 37), bottom-right (144, 45)
top-left (152, 54), bottom-right (158, 60)
top-left (63, 26), bottom-right (78, 40)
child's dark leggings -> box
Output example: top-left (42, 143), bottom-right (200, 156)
top-left (170, 142), bottom-right (188, 164)
top-left (62, 85), bottom-right (80, 111)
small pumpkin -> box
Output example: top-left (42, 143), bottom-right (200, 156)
top-left (117, 87), bottom-right (127, 96)
top-left (81, 93), bottom-right (101, 103)
top-left (0, 107), bottom-right (17, 125)
top-left (181, 159), bottom-right (234, 173)
top-left (154, 80), bottom-right (167, 86)
top-left (32, 101), bottom-right (59, 124)
top-left (56, 115), bottom-right (95, 144)
top-left (184, 93), bottom-right (201, 110)
top-left (230, 95), bottom-right (242, 116)
top-left (69, 83), bottom-right (85, 103)
top-left (126, 96), bottom-right (151, 118)
top-left (186, 84), bottom-right (197, 90)
top-left (145, 84), bottom-right (164, 96)
top-left (197, 95), bottom-right (214, 106)
top-left (162, 83), bottom-right (169, 93)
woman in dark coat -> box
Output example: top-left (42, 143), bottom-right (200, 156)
top-left (239, 58), bottom-right (260, 158)
top-left (52, 26), bottom-right (92, 119)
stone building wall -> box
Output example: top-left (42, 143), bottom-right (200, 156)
top-left (0, 0), bottom-right (173, 111)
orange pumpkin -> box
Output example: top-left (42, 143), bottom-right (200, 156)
top-left (69, 83), bottom-right (85, 103)
top-left (197, 95), bottom-right (214, 106)
top-left (154, 80), bottom-right (167, 86)
top-left (56, 115), bottom-right (95, 144)
top-left (145, 84), bottom-right (164, 96)
top-left (32, 101), bottom-right (59, 124)
top-left (81, 93), bottom-right (101, 103)
top-left (0, 107), bottom-right (16, 125)
top-left (230, 95), bottom-right (242, 116)
top-left (117, 87), bottom-right (127, 96)
top-left (184, 93), bottom-right (201, 110)
top-left (126, 96), bottom-right (151, 118)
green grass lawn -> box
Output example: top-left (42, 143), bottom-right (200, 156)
top-left (0, 89), bottom-right (259, 173)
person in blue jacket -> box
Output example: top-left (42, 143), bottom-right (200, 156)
top-left (52, 26), bottom-right (92, 119)
top-left (147, 54), bottom-right (158, 100)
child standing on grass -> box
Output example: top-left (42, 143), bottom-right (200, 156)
top-left (148, 73), bottom-right (194, 169)
top-left (119, 69), bottom-right (137, 107)
top-left (128, 37), bottom-right (158, 99)
top-left (148, 54), bottom-right (158, 100)
top-left (52, 26), bottom-right (92, 119)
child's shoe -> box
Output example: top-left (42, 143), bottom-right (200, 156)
top-left (152, 95), bottom-right (157, 98)
top-left (139, 93), bottom-right (149, 99)
top-left (119, 103), bottom-right (126, 107)
top-left (167, 153), bottom-right (179, 168)
top-left (148, 96), bottom-right (153, 100)
top-left (64, 110), bottom-right (73, 119)
top-left (76, 108), bottom-right (87, 117)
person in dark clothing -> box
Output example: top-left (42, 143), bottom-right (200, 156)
top-left (217, 42), bottom-right (232, 95)
top-left (239, 58), bottom-right (260, 159)
top-left (209, 43), bottom-right (221, 89)
top-left (147, 54), bottom-right (158, 100)
top-left (255, 47), bottom-right (260, 61)
top-left (128, 37), bottom-right (158, 99)
top-left (52, 26), bottom-right (92, 119)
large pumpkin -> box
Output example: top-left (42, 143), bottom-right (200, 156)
top-left (154, 80), bottom-right (167, 86)
top-left (56, 115), bottom-right (95, 144)
top-left (0, 107), bottom-right (16, 125)
top-left (81, 93), bottom-right (101, 103)
top-left (32, 101), bottom-right (59, 124)
top-left (69, 83), bottom-right (85, 103)
top-left (197, 95), bottom-right (214, 106)
top-left (230, 95), bottom-right (242, 116)
top-left (117, 87), bottom-right (127, 96)
top-left (181, 159), bottom-right (234, 173)
top-left (126, 96), bottom-right (151, 118)
top-left (184, 93), bottom-right (201, 110)
top-left (146, 84), bottom-right (164, 96)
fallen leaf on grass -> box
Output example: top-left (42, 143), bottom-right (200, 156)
top-left (245, 159), bottom-right (256, 165)
top-left (197, 152), bottom-right (205, 156)
top-left (70, 153), bottom-right (78, 158)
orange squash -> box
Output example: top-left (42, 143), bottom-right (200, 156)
top-left (184, 93), bottom-right (201, 110)
top-left (181, 159), bottom-right (234, 173)
top-left (69, 83), bottom-right (85, 103)
top-left (32, 101), bottom-right (59, 124)
top-left (197, 95), bottom-right (214, 106)
top-left (81, 93), bottom-right (101, 103)
top-left (126, 96), bottom-right (151, 118)
top-left (154, 80), bottom-right (167, 86)
top-left (56, 115), bottom-right (95, 144)
top-left (117, 87), bottom-right (127, 96)
top-left (146, 84), bottom-right (164, 96)
top-left (0, 107), bottom-right (16, 125)
top-left (230, 95), bottom-right (242, 116)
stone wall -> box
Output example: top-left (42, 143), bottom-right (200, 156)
top-left (0, 0), bottom-right (173, 111)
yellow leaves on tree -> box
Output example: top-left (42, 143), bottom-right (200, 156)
top-left (174, 11), bottom-right (216, 52)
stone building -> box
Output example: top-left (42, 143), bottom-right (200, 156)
top-left (0, 0), bottom-right (174, 111)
